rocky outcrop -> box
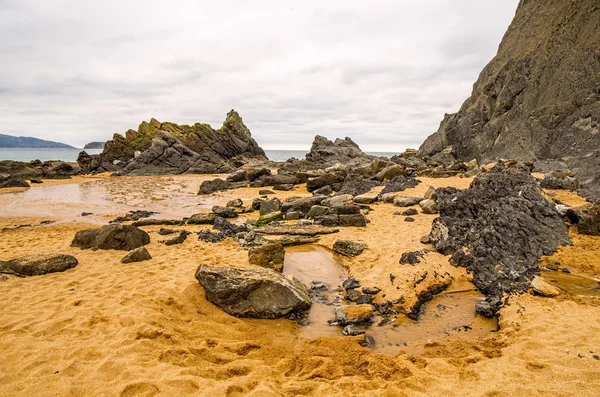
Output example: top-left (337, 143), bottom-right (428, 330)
top-left (0, 160), bottom-right (77, 182)
top-left (419, 0), bottom-right (600, 201)
top-left (195, 265), bottom-right (311, 318)
top-left (71, 224), bottom-right (150, 251)
top-left (305, 136), bottom-right (372, 167)
top-left (78, 110), bottom-right (267, 175)
top-left (428, 163), bottom-right (570, 312)
top-left (0, 254), bottom-right (78, 277)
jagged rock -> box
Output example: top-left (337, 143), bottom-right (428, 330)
top-left (160, 230), bottom-right (191, 246)
top-left (400, 251), bottom-right (423, 265)
top-left (354, 192), bottom-right (379, 204)
top-left (226, 198), bottom-right (244, 208)
top-left (540, 175), bottom-right (579, 191)
top-left (198, 230), bottom-right (227, 243)
top-left (322, 194), bottom-right (353, 207)
top-left (531, 276), bottom-right (561, 297)
top-left (213, 217), bottom-right (246, 236)
top-left (306, 172), bottom-right (345, 192)
top-left (248, 243), bottom-right (285, 271)
top-left (393, 196), bottom-right (423, 207)
top-left (342, 278), bottom-right (361, 290)
top-left (120, 247), bottom-right (152, 264)
top-left (260, 198), bottom-right (281, 215)
top-left (227, 168), bottom-right (271, 183)
top-left (418, 0), bottom-right (600, 202)
top-left (345, 289), bottom-right (361, 302)
top-left (305, 136), bottom-right (372, 167)
top-left (317, 213), bottom-right (366, 227)
top-left (306, 205), bottom-right (329, 219)
top-left (337, 174), bottom-right (380, 196)
top-left (255, 224), bottom-right (339, 236)
top-left (380, 175), bottom-right (420, 195)
top-left (423, 186), bottom-right (437, 200)
top-left (198, 178), bottom-right (246, 195)
top-left (332, 304), bottom-right (373, 325)
top-left (187, 213), bottom-right (216, 225)
top-left (419, 199), bottom-right (439, 214)
top-left (280, 196), bottom-right (325, 214)
top-left (80, 111), bottom-right (267, 175)
top-left (0, 176), bottom-right (30, 188)
top-left (342, 324), bottom-right (365, 336)
top-left (71, 224), bottom-right (150, 251)
top-left (356, 294), bottom-right (373, 304)
top-left (195, 265), bottom-right (311, 318)
top-left (211, 206), bottom-right (238, 218)
top-left (374, 165), bottom-right (407, 182)
top-left (0, 254), bottom-right (78, 277)
top-left (313, 185), bottom-right (333, 196)
top-left (476, 296), bottom-right (502, 318)
top-left (333, 240), bottom-right (367, 257)
top-left (428, 163), bottom-right (570, 304)
top-left (0, 160), bottom-right (76, 181)
top-left (566, 204), bottom-right (600, 236)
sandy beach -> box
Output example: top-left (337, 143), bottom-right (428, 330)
top-left (1, 175), bottom-right (600, 397)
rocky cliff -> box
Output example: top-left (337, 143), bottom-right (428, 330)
top-left (419, 0), bottom-right (600, 201)
top-left (78, 110), bottom-right (267, 175)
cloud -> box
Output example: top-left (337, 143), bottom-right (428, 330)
top-left (0, 0), bottom-right (519, 151)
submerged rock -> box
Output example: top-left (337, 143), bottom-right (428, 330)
top-left (71, 224), bottom-right (150, 251)
top-left (195, 265), bottom-right (311, 318)
top-left (429, 163), bottom-right (570, 305)
top-left (0, 254), bottom-right (78, 277)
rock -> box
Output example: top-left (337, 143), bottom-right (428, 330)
top-left (120, 246), bottom-right (152, 264)
top-left (475, 296), bottom-right (502, 318)
top-left (273, 184), bottom-right (294, 191)
top-left (313, 185), bottom-right (333, 196)
top-left (402, 208), bottom-right (418, 216)
top-left (280, 196), bottom-right (325, 214)
top-left (419, 199), bottom-right (439, 214)
top-left (333, 240), bottom-right (367, 257)
top-left (429, 163), bottom-right (570, 304)
top-left (252, 173), bottom-right (298, 188)
top-left (423, 186), bottom-right (437, 200)
top-left (258, 189), bottom-right (275, 195)
top-left (322, 194), bottom-right (354, 207)
top-left (356, 294), bottom-right (373, 304)
top-left (0, 254), bottom-right (78, 277)
top-left (256, 211), bottom-right (284, 226)
top-left (255, 224), bottom-right (339, 236)
top-left (337, 174), bottom-right (380, 196)
top-left (393, 196), bottom-right (423, 207)
top-left (226, 198), bottom-right (243, 208)
top-left (187, 213), bottom-right (216, 225)
top-left (342, 324), bottom-right (365, 336)
top-left (160, 230), bottom-right (191, 246)
top-left (531, 276), bottom-right (561, 297)
top-left (345, 289), bottom-right (361, 302)
top-left (342, 278), bottom-right (361, 290)
top-left (198, 230), bottom-right (227, 243)
top-left (306, 172), bottom-right (345, 192)
top-left (317, 213), bottom-right (367, 227)
top-left (404, 217), bottom-right (415, 222)
top-left (248, 243), bottom-right (285, 272)
top-left (199, 178), bottom-right (245, 195)
top-left (132, 219), bottom-right (179, 227)
top-left (381, 175), bottom-right (420, 195)
top-left (0, 177), bottom-right (30, 188)
top-left (195, 265), bottom-right (311, 318)
top-left (110, 210), bottom-right (157, 223)
top-left (354, 192), bottom-right (379, 204)
top-left (566, 204), bottom-right (600, 236)
top-left (374, 165), bottom-right (407, 182)
top-left (158, 228), bottom-right (177, 235)
top-left (305, 135), bottom-right (372, 167)
top-left (306, 205), bottom-right (329, 219)
top-left (540, 175), bottom-right (579, 191)
top-left (213, 217), bottom-right (246, 236)
top-left (362, 287), bottom-right (380, 295)
top-left (332, 304), bottom-right (373, 325)
top-left (260, 235), bottom-right (320, 246)
top-left (81, 212), bottom-right (93, 217)
top-left (418, 0), bottom-right (600, 202)
top-left (71, 224), bottom-right (150, 251)
top-left (381, 193), bottom-right (398, 203)
top-left (211, 206), bottom-right (238, 218)
top-left (260, 198), bottom-right (281, 215)
top-left (420, 235), bottom-right (431, 244)
top-left (285, 211), bottom-right (300, 220)
top-left (400, 251), bottom-right (423, 265)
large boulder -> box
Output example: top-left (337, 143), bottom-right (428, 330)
top-left (71, 224), bottom-right (150, 251)
top-left (195, 265), bottom-right (311, 318)
top-left (0, 254), bottom-right (78, 277)
top-left (428, 163), bottom-right (570, 303)
top-left (120, 246), bottom-right (152, 264)
top-left (566, 204), bottom-right (600, 236)
top-left (418, 0), bottom-right (600, 202)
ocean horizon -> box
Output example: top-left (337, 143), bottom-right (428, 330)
top-left (0, 148), bottom-right (400, 163)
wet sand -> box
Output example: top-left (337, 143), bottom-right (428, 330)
top-left (2, 175), bottom-right (600, 396)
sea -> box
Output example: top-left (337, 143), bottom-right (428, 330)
top-left (0, 148), bottom-right (399, 163)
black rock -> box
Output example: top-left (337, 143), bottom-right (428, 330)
top-left (211, 205), bottom-right (238, 218)
top-left (71, 224), bottom-right (150, 251)
top-left (356, 294), bottom-right (373, 304)
top-left (404, 217), bottom-right (415, 222)
top-left (343, 278), bottom-right (361, 290)
top-left (402, 208), bottom-right (418, 216)
top-left (399, 251), bottom-right (423, 265)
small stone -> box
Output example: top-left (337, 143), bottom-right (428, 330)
top-left (342, 278), bottom-right (361, 290)
top-left (333, 240), bottom-right (367, 257)
top-left (393, 196), bottom-right (423, 207)
top-left (345, 289), bottom-right (361, 302)
top-left (354, 192), bottom-right (379, 204)
top-left (419, 199), bottom-right (439, 214)
top-left (594, 355), bottom-right (600, 360)
top-left (342, 324), bottom-right (365, 336)
top-left (285, 211), bottom-right (300, 220)
top-left (356, 294), bottom-right (373, 304)
top-left (81, 212), bottom-right (93, 217)
top-left (258, 189), bottom-right (275, 195)
top-left (226, 198), bottom-right (243, 208)
top-left (424, 185), bottom-right (436, 200)
top-left (273, 184), bottom-right (294, 191)
top-left (211, 206), bottom-right (238, 218)
top-left (400, 251), bottom-right (422, 265)
top-left (420, 235), bottom-right (431, 244)
top-left (401, 208), bottom-right (418, 216)
top-left (404, 217), bottom-right (415, 222)
top-left (562, 267), bottom-right (571, 274)
top-left (362, 287), bottom-right (380, 295)
top-left (531, 276), bottom-right (561, 297)
top-left (120, 246), bottom-right (152, 264)
top-left (546, 262), bottom-right (560, 271)
top-left (393, 211), bottom-right (402, 216)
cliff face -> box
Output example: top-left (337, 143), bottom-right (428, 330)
top-left (420, 0), bottom-right (600, 200)
top-left (78, 110), bottom-right (267, 175)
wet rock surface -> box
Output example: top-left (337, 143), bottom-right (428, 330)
top-left (248, 243), bottom-right (285, 272)
top-left (429, 164), bottom-right (570, 309)
top-left (0, 254), bottom-right (78, 277)
top-left (71, 224), bottom-right (151, 251)
top-left (195, 265), bottom-right (311, 318)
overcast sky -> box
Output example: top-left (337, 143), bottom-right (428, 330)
top-left (0, 1), bottom-right (519, 151)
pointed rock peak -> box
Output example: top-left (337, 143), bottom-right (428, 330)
top-left (222, 109), bottom-right (251, 136)
top-left (149, 118), bottom-right (161, 129)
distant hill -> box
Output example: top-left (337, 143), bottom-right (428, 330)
top-left (83, 141), bottom-right (105, 149)
top-left (0, 134), bottom-right (75, 149)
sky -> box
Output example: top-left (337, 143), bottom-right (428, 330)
top-left (0, 0), bottom-right (519, 152)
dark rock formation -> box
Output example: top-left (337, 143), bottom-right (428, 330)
top-left (83, 141), bottom-right (105, 149)
top-left (71, 224), bottom-right (150, 251)
top-left (0, 176), bottom-right (30, 188)
top-left (159, 230), bottom-right (191, 246)
top-left (195, 265), bottom-right (311, 318)
top-left (120, 246), bottom-right (152, 264)
top-left (110, 210), bottom-right (157, 223)
top-left (337, 174), bottom-right (380, 196)
top-left (305, 136), bottom-right (372, 167)
top-left (428, 163), bottom-right (570, 308)
top-left (332, 240), bottom-right (367, 257)
top-left (78, 110), bottom-right (267, 175)
top-left (0, 160), bottom-right (77, 181)
top-left (566, 204), bottom-right (600, 236)
top-left (380, 175), bottom-right (420, 195)
top-left (419, 0), bottom-right (600, 201)
top-left (0, 254), bottom-right (78, 277)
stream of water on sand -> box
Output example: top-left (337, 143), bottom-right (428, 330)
top-left (283, 245), bottom-right (498, 354)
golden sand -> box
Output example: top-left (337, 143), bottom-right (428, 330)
top-left (1, 175), bottom-right (600, 396)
